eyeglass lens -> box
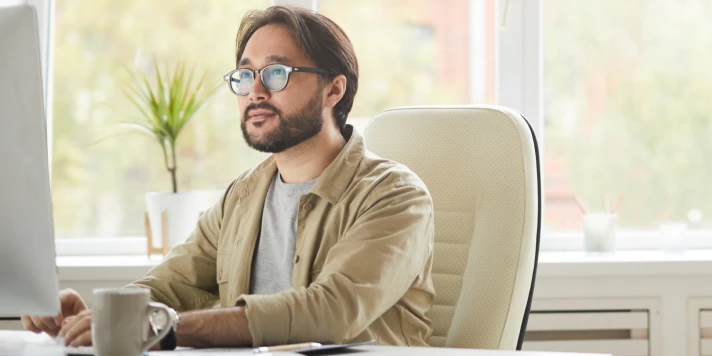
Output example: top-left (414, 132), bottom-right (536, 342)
top-left (231, 65), bottom-right (289, 95)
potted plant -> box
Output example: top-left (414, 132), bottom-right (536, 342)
top-left (118, 60), bottom-right (219, 253)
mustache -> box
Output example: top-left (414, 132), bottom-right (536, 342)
top-left (244, 102), bottom-right (281, 121)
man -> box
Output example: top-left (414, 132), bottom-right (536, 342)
top-left (23, 5), bottom-right (435, 349)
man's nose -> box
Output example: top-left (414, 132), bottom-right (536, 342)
top-left (248, 74), bottom-right (270, 102)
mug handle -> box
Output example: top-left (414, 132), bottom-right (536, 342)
top-left (143, 302), bottom-right (174, 351)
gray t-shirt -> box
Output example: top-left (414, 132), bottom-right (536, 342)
top-left (249, 172), bottom-right (317, 295)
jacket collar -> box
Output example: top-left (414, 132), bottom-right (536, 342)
top-left (237, 124), bottom-right (365, 205)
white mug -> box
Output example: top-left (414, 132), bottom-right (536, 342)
top-left (92, 288), bottom-right (174, 356)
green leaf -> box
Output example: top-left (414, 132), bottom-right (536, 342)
top-left (99, 58), bottom-right (220, 191)
top-left (119, 86), bottom-right (151, 125)
top-left (120, 123), bottom-right (163, 139)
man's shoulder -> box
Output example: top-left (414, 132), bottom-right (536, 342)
top-left (354, 150), bottom-right (430, 196)
top-left (221, 157), bottom-right (275, 204)
top-left (236, 157), bottom-right (274, 182)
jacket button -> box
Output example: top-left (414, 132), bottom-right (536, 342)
top-left (303, 203), bottom-right (312, 211)
top-left (294, 255), bottom-right (300, 264)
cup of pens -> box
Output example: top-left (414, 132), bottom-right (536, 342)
top-left (574, 195), bottom-right (623, 254)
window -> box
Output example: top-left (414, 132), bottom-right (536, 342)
top-left (319, 0), bottom-right (497, 132)
top-left (49, 0), bottom-right (497, 245)
top-left (542, 0), bottom-right (712, 237)
top-left (43, 0), bottom-right (711, 253)
top-left (51, 0), bottom-right (269, 238)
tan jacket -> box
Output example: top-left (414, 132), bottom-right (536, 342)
top-left (128, 125), bottom-right (435, 347)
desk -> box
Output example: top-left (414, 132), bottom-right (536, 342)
top-left (149, 345), bottom-right (610, 355)
top-left (0, 331), bottom-right (610, 356)
top-left (315, 345), bottom-right (608, 355)
top-left (353, 346), bottom-right (609, 355)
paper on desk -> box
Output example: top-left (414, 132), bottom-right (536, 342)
top-left (0, 330), bottom-right (55, 345)
top-left (148, 348), bottom-right (252, 355)
top-left (149, 349), bottom-right (300, 355)
top-left (0, 331), bottom-right (64, 356)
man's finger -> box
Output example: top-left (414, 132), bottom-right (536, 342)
top-left (59, 311), bottom-right (88, 339)
top-left (37, 315), bottom-right (57, 330)
top-left (62, 314), bottom-right (91, 346)
top-left (69, 330), bottom-right (92, 347)
top-left (30, 316), bottom-right (58, 335)
top-left (20, 316), bottom-right (42, 333)
top-left (58, 315), bottom-right (77, 338)
top-left (59, 289), bottom-right (88, 316)
top-left (54, 311), bottom-right (63, 327)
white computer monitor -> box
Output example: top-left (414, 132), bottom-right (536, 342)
top-left (0, 3), bottom-right (60, 317)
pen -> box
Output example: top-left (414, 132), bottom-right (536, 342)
top-left (253, 342), bottom-right (322, 353)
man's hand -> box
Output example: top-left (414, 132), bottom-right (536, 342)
top-left (58, 309), bottom-right (93, 347)
top-left (56, 308), bottom-right (162, 350)
top-left (53, 305), bottom-right (252, 348)
top-left (20, 289), bottom-right (88, 338)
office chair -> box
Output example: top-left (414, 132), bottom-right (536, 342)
top-left (363, 105), bottom-right (541, 350)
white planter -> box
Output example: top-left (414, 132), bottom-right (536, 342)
top-left (145, 190), bottom-right (224, 252)
top-left (145, 191), bottom-right (202, 251)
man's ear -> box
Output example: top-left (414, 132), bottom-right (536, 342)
top-left (324, 74), bottom-right (347, 109)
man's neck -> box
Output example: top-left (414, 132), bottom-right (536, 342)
top-left (273, 126), bottom-right (346, 184)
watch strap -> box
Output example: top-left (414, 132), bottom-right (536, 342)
top-left (159, 326), bottom-right (177, 351)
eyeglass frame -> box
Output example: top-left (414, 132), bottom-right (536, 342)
top-left (223, 64), bottom-right (331, 96)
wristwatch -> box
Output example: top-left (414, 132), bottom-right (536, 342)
top-left (150, 307), bottom-right (181, 351)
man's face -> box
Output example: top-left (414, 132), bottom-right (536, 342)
top-left (237, 24), bottom-right (325, 153)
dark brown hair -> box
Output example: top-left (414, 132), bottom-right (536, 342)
top-left (235, 6), bottom-right (358, 131)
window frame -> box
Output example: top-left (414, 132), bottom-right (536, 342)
top-left (505, 0), bottom-right (712, 251)
top-left (42, 0), bottom-right (712, 255)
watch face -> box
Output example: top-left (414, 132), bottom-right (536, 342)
top-left (150, 310), bottom-right (168, 330)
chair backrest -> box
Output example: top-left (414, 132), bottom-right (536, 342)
top-left (363, 105), bottom-right (541, 350)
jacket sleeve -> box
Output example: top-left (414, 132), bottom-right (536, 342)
top-left (237, 182), bottom-right (434, 346)
top-left (125, 180), bottom-right (237, 311)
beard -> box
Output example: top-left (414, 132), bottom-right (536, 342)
top-left (241, 94), bottom-right (324, 153)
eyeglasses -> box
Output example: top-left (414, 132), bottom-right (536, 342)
top-left (223, 64), bottom-right (330, 96)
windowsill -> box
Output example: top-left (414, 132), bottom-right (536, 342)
top-left (57, 255), bottom-right (163, 281)
top-left (54, 230), bottom-right (712, 257)
top-left (56, 250), bottom-right (712, 282)
top-left (537, 249), bottom-right (712, 277)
